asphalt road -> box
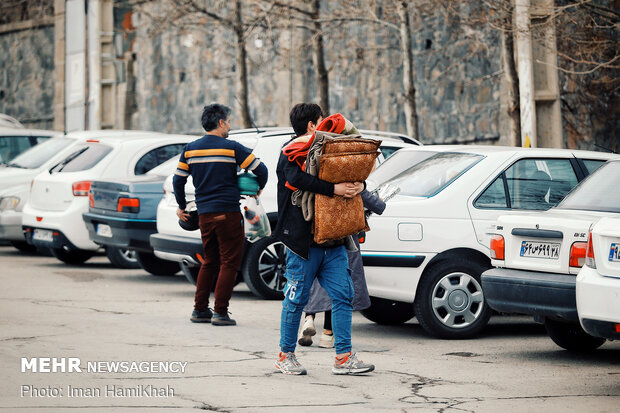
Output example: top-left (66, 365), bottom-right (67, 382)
top-left (1, 245), bottom-right (618, 412)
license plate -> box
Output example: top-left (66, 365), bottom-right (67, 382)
top-left (520, 241), bottom-right (560, 259)
top-left (96, 224), bottom-right (112, 238)
top-left (33, 229), bottom-right (53, 243)
top-left (610, 243), bottom-right (620, 262)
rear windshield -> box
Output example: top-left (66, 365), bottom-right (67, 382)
top-left (146, 154), bottom-right (180, 176)
top-left (377, 152), bottom-right (483, 197)
top-left (7, 137), bottom-right (74, 169)
top-left (49, 143), bottom-right (113, 173)
top-left (557, 161), bottom-right (620, 213)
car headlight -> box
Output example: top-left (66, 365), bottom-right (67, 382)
top-left (0, 196), bottom-right (20, 211)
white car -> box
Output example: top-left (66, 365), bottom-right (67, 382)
top-left (0, 127), bottom-right (59, 165)
top-left (0, 133), bottom-right (116, 251)
top-left (483, 159), bottom-right (620, 350)
top-left (577, 216), bottom-right (620, 344)
top-left (150, 128), bottom-right (419, 299)
top-left (22, 131), bottom-right (199, 265)
top-left (360, 146), bottom-right (618, 339)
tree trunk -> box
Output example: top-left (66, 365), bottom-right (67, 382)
top-left (397, 1), bottom-right (419, 141)
top-left (310, 0), bottom-right (329, 114)
top-left (501, 23), bottom-right (521, 147)
top-left (234, 0), bottom-right (252, 128)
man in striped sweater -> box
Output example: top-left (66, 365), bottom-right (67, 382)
top-left (173, 104), bottom-right (268, 326)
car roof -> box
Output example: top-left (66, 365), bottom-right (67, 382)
top-left (395, 144), bottom-right (619, 158)
top-left (63, 129), bottom-right (167, 140)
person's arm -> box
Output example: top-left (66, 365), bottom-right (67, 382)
top-left (173, 150), bottom-right (190, 220)
top-left (361, 189), bottom-right (386, 215)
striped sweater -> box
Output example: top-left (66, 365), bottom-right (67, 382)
top-left (173, 134), bottom-right (268, 214)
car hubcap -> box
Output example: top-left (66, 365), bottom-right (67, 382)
top-left (121, 249), bottom-right (137, 262)
top-left (258, 241), bottom-right (286, 292)
top-left (431, 272), bottom-right (484, 329)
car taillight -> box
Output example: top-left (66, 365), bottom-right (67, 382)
top-left (88, 191), bottom-right (94, 208)
top-left (72, 181), bottom-right (91, 196)
top-left (117, 197), bottom-right (140, 213)
top-left (585, 231), bottom-right (596, 269)
top-left (569, 241), bottom-right (587, 268)
top-left (490, 235), bottom-right (504, 260)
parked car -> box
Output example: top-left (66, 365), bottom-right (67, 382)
top-left (80, 128), bottom-right (288, 276)
top-left (150, 128), bottom-right (420, 299)
top-left (0, 127), bottom-right (59, 165)
top-left (482, 159), bottom-right (620, 350)
top-left (22, 131), bottom-right (197, 266)
top-left (576, 216), bottom-right (620, 344)
top-left (0, 133), bottom-right (112, 252)
top-left (359, 146), bottom-right (618, 339)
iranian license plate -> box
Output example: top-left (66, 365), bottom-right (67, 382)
top-left (609, 243), bottom-right (620, 262)
top-left (96, 224), bottom-right (112, 238)
top-left (33, 229), bottom-right (53, 243)
top-left (520, 240), bottom-right (560, 259)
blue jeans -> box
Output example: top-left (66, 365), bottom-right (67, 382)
top-left (280, 246), bottom-right (354, 354)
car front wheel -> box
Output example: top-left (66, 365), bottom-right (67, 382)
top-left (414, 259), bottom-right (492, 339)
top-left (544, 319), bottom-right (606, 352)
top-left (242, 236), bottom-right (286, 300)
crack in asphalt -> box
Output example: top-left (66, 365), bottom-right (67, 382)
top-left (29, 300), bottom-right (130, 315)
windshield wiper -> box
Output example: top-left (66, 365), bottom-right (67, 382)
top-left (49, 147), bottom-right (88, 173)
top-left (6, 162), bottom-right (27, 169)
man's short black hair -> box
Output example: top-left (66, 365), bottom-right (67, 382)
top-left (289, 103), bottom-right (323, 137)
top-left (201, 104), bottom-right (232, 132)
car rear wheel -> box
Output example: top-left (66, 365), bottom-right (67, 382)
top-left (51, 247), bottom-right (95, 265)
top-left (544, 319), bottom-right (606, 352)
top-left (180, 262), bottom-right (199, 285)
top-left (242, 236), bottom-right (286, 300)
top-left (414, 259), bottom-right (492, 339)
top-left (10, 240), bottom-right (37, 253)
top-left (136, 252), bottom-right (180, 276)
top-left (105, 247), bottom-right (140, 269)
top-left (360, 297), bottom-right (415, 325)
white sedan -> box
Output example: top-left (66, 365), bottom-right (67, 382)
top-left (483, 159), bottom-right (620, 350)
top-left (22, 131), bottom-right (197, 266)
top-left (577, 216), bottom-right (620, 344)
top-left (361, 146), bottom-right (617, 339)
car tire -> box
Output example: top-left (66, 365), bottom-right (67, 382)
top-left (414, 259), bottom-right (492, 339)
top-left (360, 297), bottom-right (415, 325)
top-left (51, 247), bottom-right (95, 265)
top-left (136, 252), bottom-right (180, 276)
top-left (180, 262), bottom-right (199, 285)
top-left (242, 235), bottom-right (286, 300)
top-left (544, 319), bottom-right (606, 352)
top-left (10, 240), bottom-right (37, 253)
top-left (105, 247), bottom-right (140, 269)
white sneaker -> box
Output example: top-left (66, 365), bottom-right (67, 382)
top-left (297, 317), bottom-right (316, 346)
top-left (318, 332), bottom-right (334, 348)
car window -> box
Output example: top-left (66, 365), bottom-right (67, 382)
top-left (134, 144), bottom-right (186, 175)
top-left (146, 154), bottom-right (180, 176)
top-left (7, 137), bottom-right (74, 169)
top-left (367, 149), bottom-right (437, 190)
top-left (34, 135), bottom-right (51, 144)
top-left (0, 136), bottom-right (34, 163)
top-left (49, 143), bottom-right (113, 173)
top-left (379, 152), bottom-right (483, 197)
top-left (558, 161), bottom-right (620, 213)
top-left (476, 158), bottom-right (579, 210)
top-left (581, 159), bottom-right (606, 175)
top-left (379, 146), bottom-right (400, 159)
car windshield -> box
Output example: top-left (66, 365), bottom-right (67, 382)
top-left (377, 152), bottom-right (484, 197)
top-left (6, 137), bottom-right (74, 169)
top-left (367, 149), bottom-right (438, 190)
top-left (557, 161), bottom-right (620, 213)
top-left (146, 154), bottom-right (180, 176)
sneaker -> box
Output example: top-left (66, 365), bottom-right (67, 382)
top-left (190, 308), bottom-right (213, 323)
top-left (275, 352), bottom-right (307, 375)
top-left (318, 332), bottom-right (334, 348)
top-left (211, 312), bottom-right (236, 326)
top-left (297, 317), bottom-right (316, 346)
top-left (332, 352), bottom-right (375, 375)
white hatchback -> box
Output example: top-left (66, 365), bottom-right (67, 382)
top-left (577, 216), bottom-right (620, 343)
top-left (360, 146), bottom-right (617, 339)
top-left (22, 131), bottom-right (198, 265)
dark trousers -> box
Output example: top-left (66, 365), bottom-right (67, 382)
top-left (195, 212), bottom-right (244, 315)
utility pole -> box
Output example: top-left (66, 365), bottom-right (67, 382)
top-left (515, 0), bottom-right (536, 147)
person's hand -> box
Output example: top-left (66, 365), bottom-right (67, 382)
top-left (334, 182), bottom-right (362, 199)
top-left (251, 189), bottom-right (263, 199)
top-left (176, 207), bottom-right (189, 221)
